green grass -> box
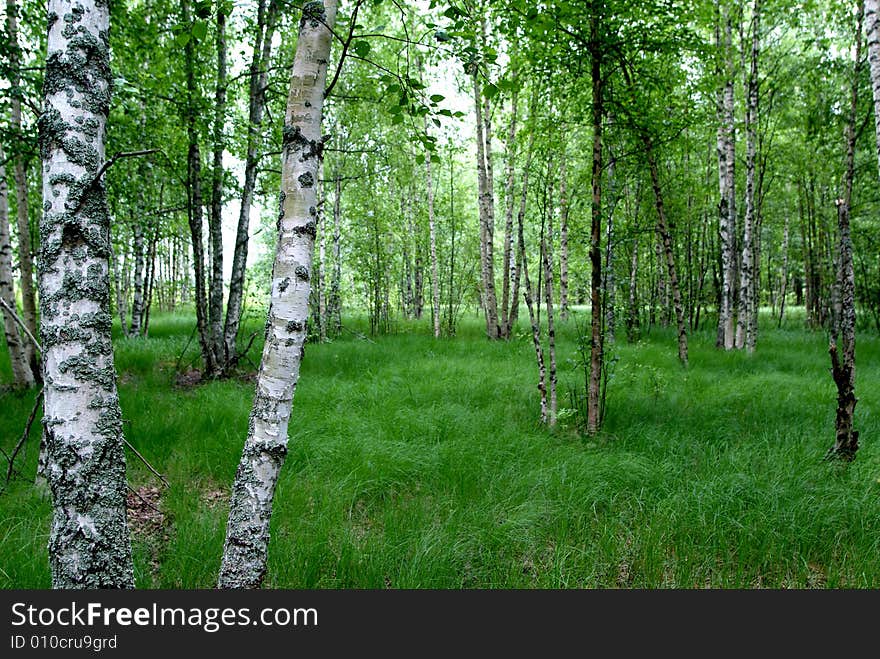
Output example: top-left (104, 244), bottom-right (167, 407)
top-left (1, 308), bottom-right (879, 588)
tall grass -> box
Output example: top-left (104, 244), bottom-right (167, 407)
top-left (1, 309), bottom-right (878, 588)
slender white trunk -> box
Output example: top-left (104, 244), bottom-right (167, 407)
top-left (7, 0), bottom-right (39, 375)
top-left (866, 0), bottom-right (880, 177)
top-left (129, 219), bottom-right (145, 336)
top-left (317, 164), bottom-right (327, 342)
top-left (736, 0), bottom-right (760, 352)
top-left (500, 85), bottom-right (518, 338)
top-left (219, 0), bottom-right (337, 589)
top-left (330, 173), bottom-right (342, 333)
top-left (426, 153), bottom-right (441, 338)
top-left (40, 0), bottom-right (134, 588)
top-left (559, 155), bottom-right (570, 322)
top-left (717, 4), bottom-right (736, 350)
top-left (1, 150), bottom-right (36, 387)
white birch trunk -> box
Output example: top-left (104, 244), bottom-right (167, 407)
top-left (717, 4), bottom-right (737, 350)
top-left (218, 0), bottom-right (336, 589)
top-left (7, 0), bottom-right (39, 375)
top-left (1, 150), bottom-right (36, 388)
top-left (736, 0), bottom-right (760, 352)
top-left (426, 153), bottom-right (441, 338)
top-left (559, 155), bottom-right (570, 322)
top-left (39, 0), bottom-right (134, 588)
top-left (865, 0), bottom-right (880, 177)
top-left (128, 219), bottom-right (145, 336)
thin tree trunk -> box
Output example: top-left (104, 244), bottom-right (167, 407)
top-left (39, 0), bottom-right (134, 587)
top-left (541, 221), bottom-right (557, 426)
top-left (603, 154), bottom-right (615, 343)
top-left (1, 149), bottom-right (36, 388)
top-left (777, 214), bottom-right (790, 328)
top-left (7, 0), bottom-right (39, 377)
top-left (865, 0), bottom-right (880, 177)
top-left (142, 221), bottom-right (159, 336)
top-left (224, 0), bottom-right (279, 366)
top-left (645, 138), bottom-right (688, 365)
top-left (426, 149), bottom-right (441, 338)
top-left (112, 243), bottom-right (128, 336)
top-left (736, 0), bottom-right (760, 352)
top-left (717, 3), bottom-right (737, 350)
top-left (829, 2), bottom-right (862, 460)
top-left (500, 84), bottom-right (518, 338)
top-left (473, 59), bottom-right (500, 339)
top-left (587, 17), bottom-right (605, 435)
top-left (183, 0), bottom-right (214, 376)
top-left (330, 172), bottom-right (342, 333)
top-left (218, 0), bottom-right (337, 588)
top-left (519, 199), bottom-right (547, 424)
top-left (549, 168), bottom-right (563, 322)
top-left (626, 235), bottom-right (639, 342)
top-left (129, 217), bottom-right (145, 336)
top-left (509, 93), bottom-right (539, 331)
top-left (317, 165), bottom-right (327, 341)
top-left (209, 2), bottom-right (228, 367)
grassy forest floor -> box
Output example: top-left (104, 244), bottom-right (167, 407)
top-left (1, 308), bottom-right (879, 588)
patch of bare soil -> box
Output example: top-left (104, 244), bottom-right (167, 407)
top-left (174, 368), bottom-right (203, 388)
top-left (127, 485), bottom-right (171, 582)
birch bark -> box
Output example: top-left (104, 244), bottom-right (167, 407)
top-left (829, 1), bottom-right (862, 460)
top-left (736, 0), bottom-right (760, 352)
top-left (38, 0), bottom-right (134, 587)
top-left (0, 150), bottom-right (36, 387)
top-left (7, 0), bottom-right (39, 376)
top-left (219, 0), bottom-right (337, 588)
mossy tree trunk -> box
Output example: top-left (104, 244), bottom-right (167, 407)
top-left (38, 0), bottom-right (134, 588)
top-left (218, 0), bottom-right (337, 589)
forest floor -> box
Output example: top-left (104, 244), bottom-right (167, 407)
top-left (1, 308), bottom-right (879, 588)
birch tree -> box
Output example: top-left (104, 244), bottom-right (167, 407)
top-left (736, 0), bottom-right (760, 352)
top-left (6, 0), bottom-right (39, 377)
top-left (0, 149), bottom-right (36, 388)
top-left (866, 0), bottom-right (880, 176)
top-left (716, 2), bottom-right (737, 350)
top-left (38, 0), bottom-right (134, 588)
top-left (219, 0), bottom-right (337, 588)
top-left (828, 1), bottom-right (862, 460)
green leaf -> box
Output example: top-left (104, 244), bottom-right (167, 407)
top-left (392, 113), bottom-right (404, 125)
top-left (430, 94), bottom-right (445, 103)
top-left (483, 83), bottom-right (499, 99)
top-left (415, 154), bottom-right (425, 165)
top-left (430, 154), bottom-right (441, 164)
top-left (174, 31), bottom-right (192, 48)
top-left (432, 118), bottom-right (442, 128)
top-left (192, 20), bottom-right (208, 42)
top-left (353, 40), bottom-right (371, 58)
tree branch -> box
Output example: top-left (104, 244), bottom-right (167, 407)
top-left (0, 297), bottom-right (41, 354)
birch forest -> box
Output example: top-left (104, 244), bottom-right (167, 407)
top-left (1, 0), bottom-right (880, 589)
